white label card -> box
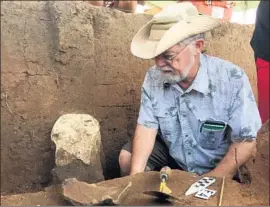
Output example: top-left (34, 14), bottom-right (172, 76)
top-left (185, 177), bottom-right (216, 196)
top-left (195, 188), bottom-right (216, 200)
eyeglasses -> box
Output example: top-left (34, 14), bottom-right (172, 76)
top-left (157, 44), bottom-right (188, 64)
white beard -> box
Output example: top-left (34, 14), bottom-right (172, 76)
top-left (157, 54), bottom-right (195, 85)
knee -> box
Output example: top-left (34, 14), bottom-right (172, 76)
top-left (119, 149), bottom-right (131, 176)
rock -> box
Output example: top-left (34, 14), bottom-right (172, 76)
top-left (51, 114), bottom-right (105, 184)
top-left (62, 178), bottom-right (132, 205)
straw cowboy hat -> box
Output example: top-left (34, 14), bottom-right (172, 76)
top-left (131, 2), bottom-right (221, 59)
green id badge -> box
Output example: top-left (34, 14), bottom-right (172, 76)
top-left (200, 120), bottom-right (226, 132)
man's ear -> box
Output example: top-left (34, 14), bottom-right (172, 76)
top-left (195, 39), bottom-right (205, 54)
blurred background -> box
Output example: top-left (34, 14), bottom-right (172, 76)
top-left (89, 0), bottom-right (260, 24)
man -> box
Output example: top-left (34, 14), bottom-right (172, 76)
top-left (250, 0), bottom-right (269, 124)
top-left (119, 2), bottom-right (262, 180)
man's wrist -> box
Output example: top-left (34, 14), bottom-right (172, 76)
top-left (129, 170), bottom-right (138, 176)
top-left (205, 165), bottom-right (236, 178)
top-left (130, 162), bottom-right (147, 175)
top-left (130, 167), bottom-right (144, 175)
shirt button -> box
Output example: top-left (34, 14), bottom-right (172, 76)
top-left (183, 114), bottom-right (187, 117)
top-left (185, 134), bottom-right (188, 137)
top-left (187, 152), bottom-right (192, 155)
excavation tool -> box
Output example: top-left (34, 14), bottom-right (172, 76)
top-left (159, 166), bottom-right (172, 194)
top-left (143, 166), bottom-right (182, 202)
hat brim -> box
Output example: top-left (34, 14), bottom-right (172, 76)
top-left (131, 15), bottom-right (221, 59)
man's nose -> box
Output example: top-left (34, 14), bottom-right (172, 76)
top-left (155, 56), bottom-right (167, 67)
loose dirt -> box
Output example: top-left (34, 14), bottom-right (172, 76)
top-left (1, 122), bottom-right (268, 206)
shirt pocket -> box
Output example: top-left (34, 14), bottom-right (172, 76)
top-left (196, 119), bottom-right (227, 150)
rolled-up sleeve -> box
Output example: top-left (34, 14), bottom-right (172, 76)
top-left (137, 72), bottom-right (159, 129)
top-left (228, 72), bottom-right (262, 142)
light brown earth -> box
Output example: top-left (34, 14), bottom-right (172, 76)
top-left (1, 122), bottom-right (268, 206)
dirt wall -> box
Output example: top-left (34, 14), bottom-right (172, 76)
top-left (1, 1), bottom-right (258, 194)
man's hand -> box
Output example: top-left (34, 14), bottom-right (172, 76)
top-left (203, 139), bottom-right (257, 178)
top-left (130, 124), bottom-right (157, 175)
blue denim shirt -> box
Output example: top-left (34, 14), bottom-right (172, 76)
top-left (137, 54), bottom-right (262, 175)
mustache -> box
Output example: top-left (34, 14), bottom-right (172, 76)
top-left (154, 66), bottom-right (182, 85)
top-left (157, 66), bottom-right (174, 73)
